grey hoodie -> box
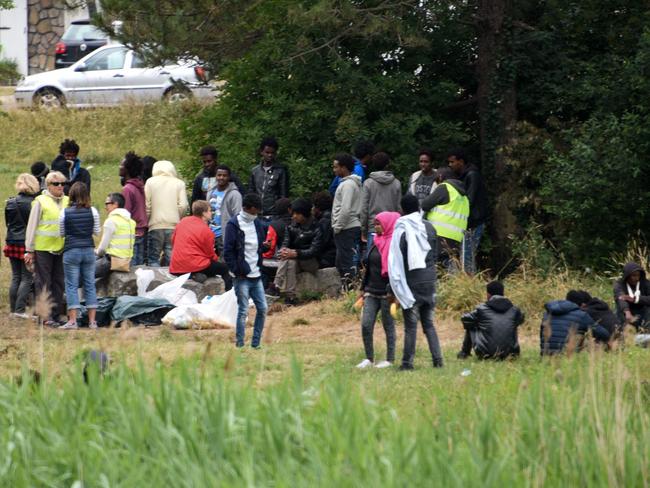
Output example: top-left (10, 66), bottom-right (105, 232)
top-left (210, 181), bottom-right (242, 241)
top-left (332, 174), bottom-right (362, 233)
top-left (361, 171), bottom-right (402, 235)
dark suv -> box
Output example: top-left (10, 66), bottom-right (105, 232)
top-left (55, 20), bottom-right (108, 69)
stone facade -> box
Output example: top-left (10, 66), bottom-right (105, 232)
top-left (27, 0), bottom-right (65, 74)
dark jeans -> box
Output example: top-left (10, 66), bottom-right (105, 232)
top-left (9, 257), bottom-right (33, 313)
top-left (460, 330), bottom-right (473, 355)
top-left (132, 233), bottom-right (146, 266)
top-left (34, 251), bottom-right (65, 321)
top-left (147, 229), bottom-right (173, 267)
top-left (234, 276), bottom-right (267, 347)
top-left (172, 261), bottom-right (232, 291)
top-left (402, 303), bottom-right (443, 368)
top-left (361, 295), bottom-right (396, 362)
top-left (438, 237), bottom-right (461, 274)
top-left (334, 226), bottom-right (361, 278)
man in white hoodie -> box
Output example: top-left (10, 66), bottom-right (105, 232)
top-left (331, 153), bottom-right (362, 280)
top-left (144, 160), bottom-right (189, 267)
top-left (388, 194), bottom-right (443, 370)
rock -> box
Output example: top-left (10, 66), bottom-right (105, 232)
top-left (96, 266), bottom-right (226, 302)
top-left (36, 19), bottom-right (51, 34)
top-left (29, 7), bottom-right (39, 25)
top-left (295, 267), bottom-right (341, 298)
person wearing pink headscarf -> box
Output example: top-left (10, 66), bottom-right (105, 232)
top-left (355, 211), bottom-right (401, 369)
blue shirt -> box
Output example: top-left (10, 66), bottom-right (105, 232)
top-left (208, 189), bottom-right (226, 238)
top-left (329, 159), bottom-right (365, 195)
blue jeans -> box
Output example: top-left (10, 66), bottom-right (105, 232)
top-left (234, 276), bottom-right (267, 347)
top-left (63, 247), bottom-right (97, 310)
top-left (148, 229), bottom-right (173, 267)
top-left (132, 233), bottom-right (146, 266)
top-left (462, 223), bottom-right (484, 274)
top-left (364, 232), bottom-right (376, 260)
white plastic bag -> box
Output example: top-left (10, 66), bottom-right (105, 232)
top-left (135, 269), bottom-right (198, 305)
top-left (162, 288), bottom-right (239, 329)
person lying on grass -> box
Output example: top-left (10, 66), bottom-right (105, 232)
top-left (355, 211), bottom-right (400, 369)
top-left (458, 281), bottom-right (524, 360)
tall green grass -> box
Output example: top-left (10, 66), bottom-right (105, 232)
top-left (1, 352), bottom-right (648, 486)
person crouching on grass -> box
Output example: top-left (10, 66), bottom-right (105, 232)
top-left (355, 211), bottom-right (400, 369)
top-left (388, 194), bottom-right (443, 370)
top-left (224, 193), bottom-right (268, 349)
top-left (59, 182), bottom-right (100, 329)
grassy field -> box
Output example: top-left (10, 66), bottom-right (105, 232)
top-left (0, 105), bottom-right (648, 485)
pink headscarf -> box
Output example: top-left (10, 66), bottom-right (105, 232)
top-left (372, 211), bottom-right (401, 278)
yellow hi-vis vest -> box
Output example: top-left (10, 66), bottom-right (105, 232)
top-left (106, 213), bottom-right (136, 259)
top-left (33, 194), bottom-right (69, 252)
top-left (426, 182), bottom-right (469, 242)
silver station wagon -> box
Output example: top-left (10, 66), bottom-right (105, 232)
top-left (15, 44), bottom-right (215, 109)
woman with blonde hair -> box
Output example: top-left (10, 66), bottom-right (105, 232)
top-left (58, 181), bottom-right (100, 329)
top-left (24, 171), bottom-right (69, 326)
top-left (4, 173), bottom-right (41, 318)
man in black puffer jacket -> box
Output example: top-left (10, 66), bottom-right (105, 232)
top-left (541, 292), bottom-right (611, 355)
top-left (566, 290), bottom-right (621, 338)
top-left (458, 281), bottom-right (524, 360)
top-left (273, 198), bottom-right (322, 304)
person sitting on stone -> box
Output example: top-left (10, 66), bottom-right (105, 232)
top-left (566, 289), bottom-right (622, 340)
top-left (614, 262), bottom-right (650, 332)
top-left (458, 281), bottom-right (524, 360)
top-left (169, 200), bottom-right (231, 289)
top-left (96, 193), bottom-right (136, 281)
top-left (273, 198), bottom-right (323, 304)
top-left (261, 198), bottom-right (292, 289)
top-left (541, 291), bottom-right (611, 355)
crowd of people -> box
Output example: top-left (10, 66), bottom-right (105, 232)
top-left (4, 137), bottom-right (649, 365)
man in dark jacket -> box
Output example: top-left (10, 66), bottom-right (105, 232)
top-left (447, 148), bottom-right (488, 274)
top-left (51, 139), bottom-right (91, 196)
top-left (223, 193), bottom-right (268, 348)
top-left (313, 191), bottom-right (336, 268)
top-left (190, 146), bottom-right (245, 204)
top-left (458, 281), bottom-right (524, 360)
top-left (541, 293), bottom-right (611, 355)
top-left (273, 198), bottom-right (322, 304)
top-left (388, 194), bottom-right (443, 370)
top-left (566, 290), bottom-right (621, 338)
top-left (613, 262), bottom-right (650, 331)
top-left (248, 137), bottom-right (289, 218)
top-left (421, 167), bottom-right (468, 270)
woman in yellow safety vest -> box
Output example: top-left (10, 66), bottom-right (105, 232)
top-left (24, 171), bottom-right (69, 327)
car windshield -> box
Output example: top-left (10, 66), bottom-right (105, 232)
top-left (62, 24), bottom-right (106, 42)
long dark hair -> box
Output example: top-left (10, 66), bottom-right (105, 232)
top-left (68, 182), bottom-right (91, 208)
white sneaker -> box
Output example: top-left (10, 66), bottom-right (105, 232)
top-left (10, 312), bottom-right (32, 320)
top-left (356, 359), bottom-right (373, 369)
top-left (58, 321), bottom-right (78, 330)
top-left (88, 322), bottom-right (98, 330)
top-left (374, 360), bottom-right (393, 369)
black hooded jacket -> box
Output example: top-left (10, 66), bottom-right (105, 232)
top-left (5, 193), bottom-right (35, 244)
top-left (585, 298), bottom-right (620, 336)
top-left (461, 296), bottom-right (524, 359)
top-left (613, 262), bottom-right (650, 317)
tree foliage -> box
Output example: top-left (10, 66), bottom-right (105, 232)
top-left (96, 0), bottom-right (650, 268)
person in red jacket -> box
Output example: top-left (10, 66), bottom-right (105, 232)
top-left (170, 200), bottom-right (231, 289)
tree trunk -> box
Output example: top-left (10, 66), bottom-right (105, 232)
top-left (476, 0), bottom-right (519, 271)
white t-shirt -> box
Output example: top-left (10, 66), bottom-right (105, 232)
top-left (237, 212), bottom-right (260, 278)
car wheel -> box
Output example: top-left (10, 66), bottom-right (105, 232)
top-left (33, 88), bottom-right (65, 110)
top-left (164, 86), bottom-right (192, 103)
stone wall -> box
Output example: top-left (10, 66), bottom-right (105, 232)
top-left (27, 0), bottom-right (65, 74)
